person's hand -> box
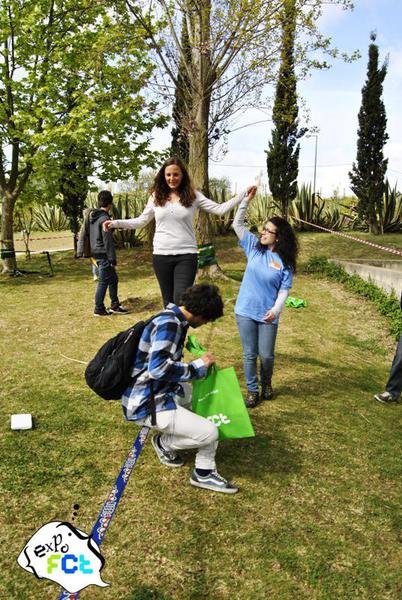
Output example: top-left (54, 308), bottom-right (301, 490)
top-left (246, 185), bottom-right (257, 200)
top-left (200, 352), bottom-right (215, 368)
top-left (103, 220), bottom-right (113, 231)
top-left (263, 309), bottom-right (276, 323)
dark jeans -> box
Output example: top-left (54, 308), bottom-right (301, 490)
top-left (153, 254), bottom-right (198, 307)
top-left (386, 336), bottom-right (402, 399)
top-left (95, 258), bottom-right (119, 310)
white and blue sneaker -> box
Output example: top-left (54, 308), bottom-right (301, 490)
top-left (374, 391), bottom-right (398, 404)
top-left (151, 434), bottom-right (184, 468)
top-left (190, 469), bottom-right (239, 494)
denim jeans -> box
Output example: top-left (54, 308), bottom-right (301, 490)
top-left (94, 258), bottom-right (119, 310)
top-left (236, 314), bottom-right (278, 392)
top-left (386, 336), bottom-right (402, 399)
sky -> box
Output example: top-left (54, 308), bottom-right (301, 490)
top-left (149, 0), bottom-right (402, 198)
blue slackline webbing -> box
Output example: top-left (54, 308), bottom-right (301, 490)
top-left (57, 426), bottom-right (150, 600)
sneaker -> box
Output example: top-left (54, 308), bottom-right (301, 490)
top-left (151, 434), bottom-right (184, 468)
top-left (245, 391), bottom-right (259, 408)
top-left (261, 383), bottom-right (274, 401)
top-left (93, 307), bottom-right (112, 317)
top-left (110, 304), bottom-right (129, 315)
top-left (190, 469), bottom-right (239, 494)
top-left (374, 391), bottom-right (398, 404)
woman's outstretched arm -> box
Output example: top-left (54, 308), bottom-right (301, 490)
top-left (103, 198), bottom-right (155, 231)
top-left (196, 186), bottom-right (256, 217)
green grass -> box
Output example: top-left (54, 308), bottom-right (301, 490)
top-left (1, 231), bottom-right (401, 599)
top-left (13, 229), bottom-right (74, 252)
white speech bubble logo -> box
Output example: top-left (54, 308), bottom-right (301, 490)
top-left (17, 521), bottom-right (109, 594)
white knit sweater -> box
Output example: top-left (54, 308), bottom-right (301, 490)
top-left (111, 189), bottom-right (248, 255)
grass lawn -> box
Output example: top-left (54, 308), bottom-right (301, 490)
top-left (13, 230), bottom-right (74, 253)
top-left (1, 231), bottom-right (401, 600)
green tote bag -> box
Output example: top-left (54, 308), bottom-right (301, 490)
top-left (186, 335), bottom-right (255, 440)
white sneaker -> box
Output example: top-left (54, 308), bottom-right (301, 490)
top-left (374, 391), bottom-right (398, 404)
top-left (190, 469), bottom-right (238, 494)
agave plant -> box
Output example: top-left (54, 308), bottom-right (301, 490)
top-left (380, 180), bottom-right (402, 232)
top-left (32, 204), bottom-right (69, 231)
top-left (289, 184), bottom-right (349, 231)
top-left (111, 192), bottom-right (151, 247)
top-left (208, 188), bottom-right (238, 235)
top-left (346, 180), bottom-right (401, 232)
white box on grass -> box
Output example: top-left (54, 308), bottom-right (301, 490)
top-left (11, 414), bottom-right (33, 430)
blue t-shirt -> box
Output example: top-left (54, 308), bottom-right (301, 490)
top-left (235, 230), bottom-right (293, 324)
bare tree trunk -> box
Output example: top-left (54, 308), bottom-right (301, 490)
top-left (1, 193), bottom-right (17, 273)
top-left (189, 97), bottom-right (228, 280)
top-left (187, 8), bottom-right (228, 281)
top-left (188, 98), bottom-right (210, 195)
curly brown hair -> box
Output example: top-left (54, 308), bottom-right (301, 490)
top-left (151, 157), bottom-right (196, 207)
top-left (256, 216), bottom-right (298, 272)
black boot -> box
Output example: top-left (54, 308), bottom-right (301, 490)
top-left (261, 383), bottom-right (273, 401)
top-left (245, 390), bottom-right (259, 408)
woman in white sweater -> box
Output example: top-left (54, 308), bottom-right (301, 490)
top-left (104, 157), bottom-right (255, 306)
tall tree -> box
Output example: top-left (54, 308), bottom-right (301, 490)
top-left (59, 143), bottom-right (91, 253)
top-left (349, 32), bottom-right (388, 235)
top-left (266, 0), bottom-right (306, 219)
top-left (0, 0), bottom-right (166, 272)
top-left (125, 0), bottom-right (355, 275)
top-left (126, 0), bottom-right (354, 192)
top-left (171, 18), bottom-right (191, 164)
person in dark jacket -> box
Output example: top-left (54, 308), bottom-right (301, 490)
top-left (91, 190), bottom-right (128, 317)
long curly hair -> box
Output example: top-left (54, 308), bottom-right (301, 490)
top-left (256, 216), bottom-right (298, 272)
top-left (151, 157), bottom-right (196, 207)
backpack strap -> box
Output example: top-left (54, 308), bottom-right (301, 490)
top-left (135, 309), bottom-right (179, 426)
top-left (149, 380), bottom-right (156, 426)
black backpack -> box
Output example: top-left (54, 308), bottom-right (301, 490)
top-left (85, 314), bottom-right (160, 423)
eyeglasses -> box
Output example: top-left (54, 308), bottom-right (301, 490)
top-left (262, 226), bottom-right (277, 235)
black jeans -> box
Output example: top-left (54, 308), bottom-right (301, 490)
top-left (152, 254), bottom-right (198, 307)
top-left (386, 336), bottom-right (402, 399)
top-left (95, 258), bottom-right (119, 310)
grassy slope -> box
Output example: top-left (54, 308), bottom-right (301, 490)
top-left (1, 232), bottom-right (401, 600)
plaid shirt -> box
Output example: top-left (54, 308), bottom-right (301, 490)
top-left (122, 304), bottom-right (207, 421)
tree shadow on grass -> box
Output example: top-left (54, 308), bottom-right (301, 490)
top-left (218, 415), bottom-right (303, 481)
top-left (274, 352), bottom-right (387, 398)
top-left (125, 586), bottom-right (172, 600)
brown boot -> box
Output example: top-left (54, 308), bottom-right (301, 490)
top-left (261, 383), bottom-right (274, 401)
top-left (245, 391), bottom-right (259, 408)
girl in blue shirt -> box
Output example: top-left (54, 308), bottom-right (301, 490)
top-left (233, 195), bottom-right (298, 407)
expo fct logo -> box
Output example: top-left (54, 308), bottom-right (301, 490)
top-left (47, 552), bottom-right (93, 575)
top-left (17, 521), bottom-right (109, 594)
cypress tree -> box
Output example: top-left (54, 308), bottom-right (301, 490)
top-left (266, 0), bottom-right (304, 219)
top-left (349, 33), bottom-right (388, 235)
top-left (171, 18), bottom-right (192, 164)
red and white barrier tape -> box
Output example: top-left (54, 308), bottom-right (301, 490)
top-left (293, 217), bottom-right (402, 258)
top-left (14, 235), bottom-right (73, 242)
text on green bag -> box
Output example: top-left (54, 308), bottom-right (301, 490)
top-left (207, 414), bottom-right (231, 426)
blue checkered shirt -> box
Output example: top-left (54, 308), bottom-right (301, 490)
top-left (121, 304), bottom-right (207, 421)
